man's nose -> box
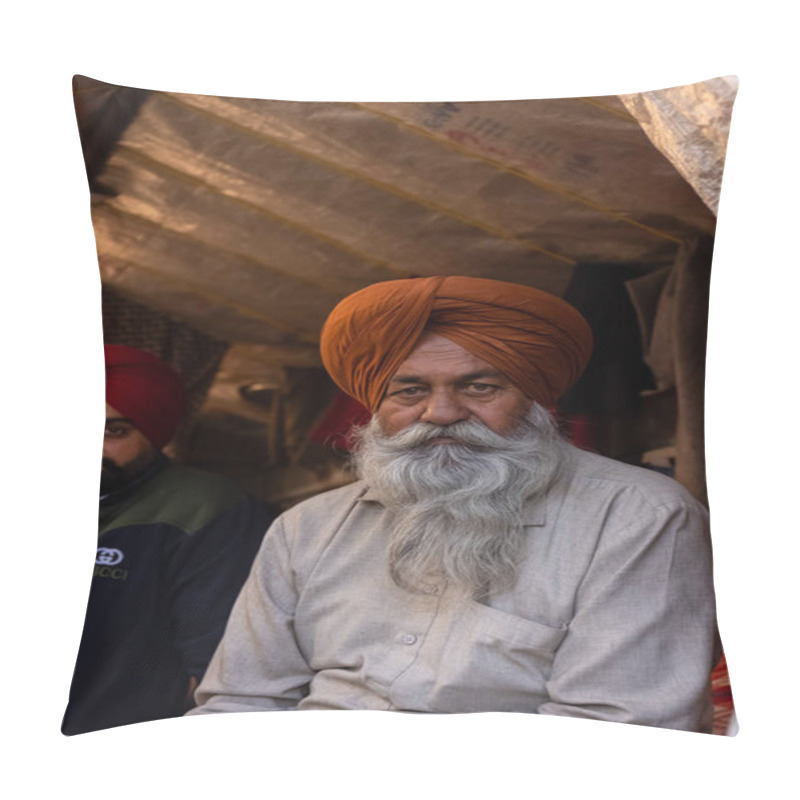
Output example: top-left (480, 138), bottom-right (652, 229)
top-left (419, 389), bottom-right (470, 426)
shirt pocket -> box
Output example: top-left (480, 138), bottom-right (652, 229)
top-left (425, 601), bottom-right (568, 713)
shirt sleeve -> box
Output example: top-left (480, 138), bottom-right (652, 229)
top-left (167, 499), bottom-right (275, 682)
top-left (538, 498), bottom-right (720, 732)
top-left (187, 515), bottom-right (315, 714)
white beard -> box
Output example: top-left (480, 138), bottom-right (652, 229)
top-left (351, 405), bottom-right (570, 598)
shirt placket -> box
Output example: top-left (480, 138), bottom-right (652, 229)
top-left (365, 580), bottom-right (446, 702)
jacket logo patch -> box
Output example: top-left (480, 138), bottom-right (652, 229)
top-left (93, 565), bottom-right (129, 581)
top-left (96, 547), bottom-right (124, 566)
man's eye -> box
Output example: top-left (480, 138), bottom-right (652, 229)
top-left (464, 383), bottom-right (497, 394)
top-left (390, 386), bottom-right (424, 399)
top-left (105, 425), bottom-right (131, 438)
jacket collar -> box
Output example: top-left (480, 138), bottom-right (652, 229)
top-left (99, 453), bottom-right (170, 507)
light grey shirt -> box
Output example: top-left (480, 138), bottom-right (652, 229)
top-left (190, 449), bottom-right (719, 731)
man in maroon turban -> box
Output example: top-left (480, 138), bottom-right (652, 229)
top-left (99, 344), bottom-right (189, 495)
top-left (190, 277), bottom-right (720, 733)
top-left (62, 345), bottom-right (274, 736)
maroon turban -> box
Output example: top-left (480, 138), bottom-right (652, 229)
top-left (104, 344), bottom-right (188, 449)
top-left (320, 276), bottom-right (593, 412)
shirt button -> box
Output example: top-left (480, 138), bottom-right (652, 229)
top-left (400, 634), bottom-right (417, 645)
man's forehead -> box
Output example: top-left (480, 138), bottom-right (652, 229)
top-left (391, 333), bottom-right (507, 382)
top-left (389, 367), bottom-right (507, 384)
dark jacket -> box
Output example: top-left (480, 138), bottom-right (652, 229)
top-left (62, 457), bottom-right (273, 735)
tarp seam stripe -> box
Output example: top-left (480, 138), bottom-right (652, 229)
top-left (352, 102), bottom-right (682, 246)
top-left (111, 141), bottom-right (413, 280)
top-left (166, 93), bottom-right (576, 266)
top-left (97, 255), bottom-right (318, 343)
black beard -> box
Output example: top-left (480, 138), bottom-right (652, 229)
top-left (99, 452), bottom-right (157, 496)
top-left (100, 459), bottom-right (128, 495)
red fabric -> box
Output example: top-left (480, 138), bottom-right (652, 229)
top-left (559, 412), bottom-right (601, 452)
top-left (310, 391), bottom-right (372, 451)
top-left (104, 344), bottom-right (188, 449)
top-left (711, 653), bottom-right (735, 735)
top-left (320, 276), bottom-right (593, 412)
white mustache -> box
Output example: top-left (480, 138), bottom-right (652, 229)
top-left (380, 420), bottom-right (523, 450)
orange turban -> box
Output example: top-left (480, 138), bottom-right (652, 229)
top-left (320, 276), bottom-right (593, 412)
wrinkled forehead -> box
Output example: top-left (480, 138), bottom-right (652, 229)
top-left (391, 332), bottom-right (511, 384)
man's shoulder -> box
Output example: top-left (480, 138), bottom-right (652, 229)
top-left (265, 480), bottom-right (368, 561)
top-left (281, 479), bottom-right (368, 522)
top-left (156, 462), bottom-right (247, 503)
top-left (100, 462), bottom-right (254, 537)
top-left (561, 448), bottom-right (704, 512)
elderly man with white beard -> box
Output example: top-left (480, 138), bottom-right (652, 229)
top-left (188, 276), bottom-right (720, 732)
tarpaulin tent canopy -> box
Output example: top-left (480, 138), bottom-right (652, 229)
top-left (73, 75), bottom-right (737, 507)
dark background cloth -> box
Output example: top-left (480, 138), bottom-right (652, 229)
top-left (558, 262), bottom-right (655, 416)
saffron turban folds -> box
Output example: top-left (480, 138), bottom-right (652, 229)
top-left (320, 276), bottom-right (594, 413)
top-left (104, 344), bottom-right (188, 449)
